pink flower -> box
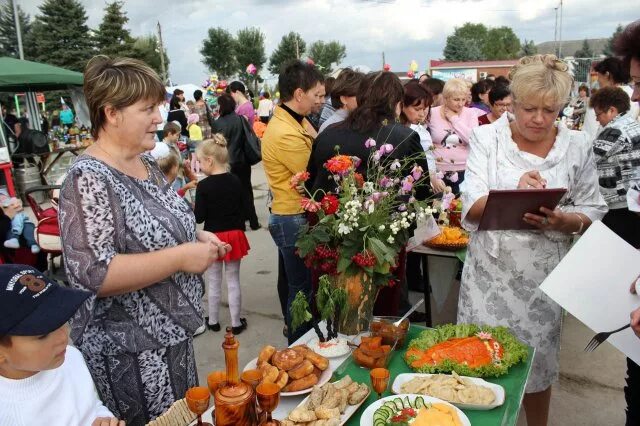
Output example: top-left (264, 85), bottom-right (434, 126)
top-left (373, 151), bottom-right (382, 163)
top-left (378, 143), bottom-right (393, 156)
top-left (441, 192), bottom-right (455, 210)
top-left (390, 160), bottom-right (401, 170)
top-left (476, 331), bottom-right (493, 340)
top-left (379, 176), bottom-right (393, 188)
top-left (364, 138), bottom-right (377, 148)
top-left (400, 176), bottom-right (414, 194)
top-left (398, 204), bottom-right (407, 212)
top-left (411, 165), bottom-right (423, 180)
top-left (300, 197), bottom-right (321, 213)
top-left (352, 156), bottom-right (362, 168)
top-left (371, 192), bottom-right (387, 203)
top-left (449, 172), bottom-right (459, 183)
top-left (290, 171), bottom-right (310, 189)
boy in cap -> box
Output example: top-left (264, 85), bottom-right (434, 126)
top-left (0, 265), bottom-right (124, 426)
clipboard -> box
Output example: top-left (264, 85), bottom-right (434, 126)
top-left (478, 188), bottom-right (567, 231)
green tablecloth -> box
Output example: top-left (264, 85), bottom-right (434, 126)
top-left (333, 324), bottom-right (534, 426)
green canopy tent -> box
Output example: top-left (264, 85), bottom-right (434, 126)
top-left (0, 57), bottom-right (84, 149)
top-left (0, 57), bottom-right (83, 91)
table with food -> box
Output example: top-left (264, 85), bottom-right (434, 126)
top-left (187, 316), bottom-right (533, 426)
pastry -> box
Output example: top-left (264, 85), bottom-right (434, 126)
top-left (288, 359), bottom-right (314, 380)
top-left (302, 350), bottom-right (329, 371)
top-left (348, 383), bottom-right (369, 405)
top-left (314, 407), bottom-right (341, 420)
top-left (272, 348), bottom-right (305, 371)
top-left (288, 407), bottom-right (316, 422)
top-left (332, 375), bottom-right (352, 390)
top-left (274, 370), bottom-right (289, 390)
top-left (260, 363), bottom-right (279, 383)
top-left (258, 345), bottom-right (276, 366)
top-left (283, 373), bottom-right (319, 392)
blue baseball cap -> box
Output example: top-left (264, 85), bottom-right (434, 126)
top-left (0, 265), bottom-right (91, 336)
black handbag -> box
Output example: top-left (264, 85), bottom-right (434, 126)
top-left (240, 115), bottom-right (261, 166)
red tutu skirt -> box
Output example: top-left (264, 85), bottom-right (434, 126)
top-left (214, 229), bottom-right (250, 262)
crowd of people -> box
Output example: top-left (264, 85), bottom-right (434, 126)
top-left (0, 18), bottom-right (639, 426)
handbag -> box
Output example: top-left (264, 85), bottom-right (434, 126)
top-left (240, 115), bottom-right (262, 166)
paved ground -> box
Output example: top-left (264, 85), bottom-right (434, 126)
top-left (192, 162), bottom-right (629, 425)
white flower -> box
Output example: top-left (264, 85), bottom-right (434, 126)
top-left (364, 199), bottom-right (375, 214)
top-left (387, 236), bottom-right (395, 243)
top-left (378, 225), bottom-right (385, 231)
top-left (338, 223), bottom-right (352, 235)
top-left (390, 160), bottom-right (401, 170)
top-left (363, 182), bottom-right (374, 193)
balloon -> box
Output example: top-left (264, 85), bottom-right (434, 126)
top-left (275, 91), bottom-right (280, 98)
top-left (246, 63), bottom-right (257, 75)
top-left (383, 63), bottom-right (391, 72)
top-left (409, 60), bottom-right (419, 72)
top-left (407, 70), bottom-right (415, 79)
top-left (306, 58), bottom-right (315, 66)
top-left (218, 80), bottom-right (228, 90)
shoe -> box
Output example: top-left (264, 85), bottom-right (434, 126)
top-left (250, 223), bottom-right (262, 231)
top-left (232, 318), bottom-right (248, 335)
top-left (193, 324), bottom-right (206, 337)
top-left (31, 245), bottom-right (41, 254)
top-left (204, 317), bottom-right (221, 332)
top-left (408, 311), bottom-right (428, 323)
top-left (3, 238), bottom-right (19, 249)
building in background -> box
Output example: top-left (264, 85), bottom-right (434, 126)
top-left (428, 59), bottom-right (518, 82)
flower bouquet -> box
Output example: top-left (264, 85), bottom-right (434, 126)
top-left (291, 137), bottom-right (436, 335)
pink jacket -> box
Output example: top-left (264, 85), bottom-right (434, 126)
top-left (428, 106), bottom-right (479, 172)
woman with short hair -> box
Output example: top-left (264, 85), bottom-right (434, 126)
top-left (477, 84), bottom-right (512, 125)
top-left (427, 78), bottom-right (479, 193)
top-left (59, 56), bottom-right (229, 425)
top-left (458, 55), bottom-right (607, 426)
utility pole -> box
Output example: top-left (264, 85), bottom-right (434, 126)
top-left (157, 21), bottom-right (167, 84)
top-left (558, 0), bottom-right (564, 58)
top-left (553, 5), bottom-right (558, 57)
top-left (382, 51), bottom-right (385, 68)
top-left (12, 0), bottom-right (24, 60)
top-left (295, 37), bottom-right (300, 59)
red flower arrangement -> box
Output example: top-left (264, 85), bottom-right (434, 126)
top-left (303, 244), bottom-right (339, 275)
top-left (320, 194), bottom-right (339, 215)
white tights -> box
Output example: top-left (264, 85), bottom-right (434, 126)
top-left (205, 260), bottom-right (242, 327)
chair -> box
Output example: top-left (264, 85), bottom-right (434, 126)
top-left (24, 185), bottom-right (63, 279)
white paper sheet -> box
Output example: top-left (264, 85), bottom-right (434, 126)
top-left (539, 221), bottom-right (640, 364)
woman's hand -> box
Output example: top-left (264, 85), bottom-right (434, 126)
top-left (430, 176), bottom-right (447, 193)
top-left (631, 307), bottom-right (640, 339)
top-left (92, 418), bottom-right (125, 426)
top-left (196, 231), bottom-right (232, 258)
top-left (517, 170), bottom-right (547, 189)
top-left (179, 241), bottom-right (222, 274)
top-left (183, 160), bottom-right (197, 182)
top-left (182, 180), bottom-right (197, 191)
top-left (523, 207), bottom-right (584, 234)
top-left (443, 107), bottom-right (457, 122)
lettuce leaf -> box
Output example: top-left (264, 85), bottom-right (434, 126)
top-left (405, 323), bottom-right (529, 378)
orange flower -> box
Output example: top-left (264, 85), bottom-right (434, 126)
top-left (325, 155), bottom-right (354, 174)
top-left (354, 173), bottom-right (364, 188)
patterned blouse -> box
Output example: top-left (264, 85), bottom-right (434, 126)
top-left (59, 155), bottom-right (204, 356)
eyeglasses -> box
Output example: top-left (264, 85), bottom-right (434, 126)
top-left (494, 102), bottom-right (512, 109)
top-left (594, 110), bottom-right (607, 118)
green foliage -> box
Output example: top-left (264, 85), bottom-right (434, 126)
top-left (200, 27), bottom-right (237, 79)
top-left (444, 22), bottom-right (521, 61)
top-left (519, 39), bottom-right (537, 57)
top-left (603, 24), bottom-right (623, 57)
top-left (574, 39), bottom-right (594, 58)
top-left (308, 40), bottom-right (346, 75)
top-left (0, 0), bottom-right (32, 58)
top-left (130, 34), bottom-right (169, 80)
top-left (94, 1), bottom-right (134, 57)
top-left (406, 323), bottom-right (529, 378)
top-left (236, 27), bottom-right (266, 86)
top-left (26, 0), bottom-right (93, 72)
top-left (290, 291), bottom-right (312, 333)
top-left (482, 27), bottom-right (520, 60)
top-left (268, 32), bottom-right (306, 75)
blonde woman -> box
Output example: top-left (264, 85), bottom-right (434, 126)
top-left (458, 55), bottom-right (607, 426)
top-left (59, 56), bottom-right (230, 425)
top-left (428, 78), bottom-right (479, 193)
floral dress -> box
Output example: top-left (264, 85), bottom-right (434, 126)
top-left (458, 114), bottom-right (607, 392)
top-left (59, 154), bottom-right (203, 425)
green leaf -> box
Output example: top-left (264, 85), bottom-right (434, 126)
top-left (290, 291), bottom-right (311, 332)
top-left (337, 256), bottom-right (351, 273)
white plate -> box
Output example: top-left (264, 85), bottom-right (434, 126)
top-left (242, 357), bottom-right (332, 396)
top-left (391, 373), bottom-right (505, 411)
top-left (307, 337), bottom-right (351, 358)
top-left (286, 381), bottom-right (371, 425)
top-left (359, 394), bottom-right (471, 426)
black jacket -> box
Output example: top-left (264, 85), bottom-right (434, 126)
top-left (167, 109), bottom-right (188, 136)
top-left (306, 122), bottom-right (431, 200)
top-left (212, 112), bottom-right (246, 166)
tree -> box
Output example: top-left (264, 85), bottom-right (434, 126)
top-left (235, 27), bottom-right (266, 92)
top-left (574, 39), bottom-right (594, 58)
top-left (26, 0), bottom-right (93, 72)
top-left (603, 24), bottom-right (623, 57)
top-left (308, 40), bottom-right (346, 75)
top-left (519, 39), bottom-right (537, 57)
top-left (130, 34), bottom-right (169, 80)
top-left (200, 27), bottom-right (237, 79)
top-left (482, 27), bottom-right (520, 60)
top-left (268, 32), bottom-right (306, 75)
top-left (94, 1), bottom-right (134, 57)
top-left (443, 23), bottom-right (488, 61)
top-left (0, 0), bottom-right (32, 58)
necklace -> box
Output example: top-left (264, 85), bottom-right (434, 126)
top-left (94, 142), bottom-right (159, 185)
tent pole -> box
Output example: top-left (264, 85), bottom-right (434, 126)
top-left (12, 0), bottom-right (25, 60)
top-left (14, 95), bottom-right (20, 118)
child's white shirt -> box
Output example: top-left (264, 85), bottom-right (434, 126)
top-left (0, 345), bottom-right (113, 426)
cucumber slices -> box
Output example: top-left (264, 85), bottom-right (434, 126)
top-left (373, 396), bottom-right (427, 425)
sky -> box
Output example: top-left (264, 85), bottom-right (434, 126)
top-left (17, 0), bottom-right (636, 86)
